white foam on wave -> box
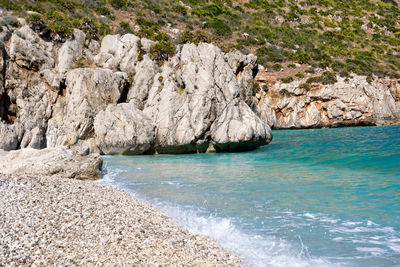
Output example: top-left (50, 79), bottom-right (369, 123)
top-left (140, 198), bottom-right (334, 267)
top-left (356, 247), bottom-right (386, 256)
top-left (99, 162), bottom-right (400, 266)
top-left (304, 213), bottom-right (315, 219)
top-left (99, 161), bottom-right (127, 184)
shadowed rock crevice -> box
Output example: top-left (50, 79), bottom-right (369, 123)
top-left (0, 43), bottom-right (14, 123)
top-left (235, 61), bottom-right (245, 77)
top-left (117, 80), bottom-right (130, 104)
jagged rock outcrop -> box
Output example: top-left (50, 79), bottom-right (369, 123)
top-left (94, 34), bottom-right (141, 73)
top-left (256, 72), bottom-right (400, 128)
top-left (4, 22), bottom-right (399, 155)
top-left (0, 147), bottom-right (102, 179)
top-left (43, 32), bottom-right (270, 154)
top-left (46, 68), bottom-right (129, 153)
top-left (57, 29), bottom-right (86, 75)
top-left (0, 26), bottom-right (55, 150)
top-left (140, 43), bottom-right (271, 153)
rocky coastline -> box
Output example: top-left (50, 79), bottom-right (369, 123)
top-left (0, 21), bottom-right (272, 155)
top-left (1, 19), bottom-right (399, 155)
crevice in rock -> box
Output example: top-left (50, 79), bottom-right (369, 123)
top-left (0, 44), bottom-right (15, 124)
top-left (117, 81), bottom-right (130, 104)
top-left (58, 79), bottom-right (66, 97)
top-left (252, 65), bottom-right (259, 78)
top-left (235, 61), bottom-right (245, 76)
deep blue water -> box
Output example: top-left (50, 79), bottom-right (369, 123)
top-left (101, 126), bottom-right (400, 266)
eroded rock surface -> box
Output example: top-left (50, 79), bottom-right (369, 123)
top-left (94, 102), bottom-right (154, 155)
top-left (142, 43), bottom-right (271, 153)
top-left (0, 147), bottom-right (102, 179)
top-left (256, 73), bottom-right (400, 128)
top-left (1, 22), bottom-right (399, 155)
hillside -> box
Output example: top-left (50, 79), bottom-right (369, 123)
top-left (1, 0), bottom-right (399, 83)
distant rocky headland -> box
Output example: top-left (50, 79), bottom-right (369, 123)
top-left (0, 16), bottom-right (399, 155)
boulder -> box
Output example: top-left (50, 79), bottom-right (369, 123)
top-left (0, 122), bottom-right (19, 151)
top-left (211, 100), bottom-right (272, 151)
top-left (0, 146), bottom-right (102, 180)
top-left (94, 103), bottom-right (155, 155)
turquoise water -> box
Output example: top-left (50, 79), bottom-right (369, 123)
top-left (101, 126), bottom-right (400, 266)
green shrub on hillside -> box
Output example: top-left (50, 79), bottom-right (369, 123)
top-left (150, 40), bottom-right (176, 61)
top-left (179, 30), bottom-right (211, 44)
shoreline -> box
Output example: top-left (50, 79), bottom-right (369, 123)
top-left (0, 174), bottom-right (244, 266)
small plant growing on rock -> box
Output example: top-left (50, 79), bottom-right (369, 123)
top-left (1, 16), bottom-right (19, 27)
top-left (74, 56), bottom-right (95, 68)
top-left (179, 30), bottom-right (211, 44)
top-left (299, 83), bottom-right (310, 91)
top-left (306, 71), bottom-right (337, 85)
top-left (118, 21), bottom-right (132, 34)
top-left (279, 88), bottom-right (290, 97)
top-left (110, 0), bottom-right (126, 9)
top-left (252, 83), bottom-right (260, 94)
top-left (27, 13), bottom-right (42, 23)
top-left (150, 40), bottom-right (176, 61)
top-left (272, 63), bottom-right (282, 71)
top-left (95, 6), bottom-right (111, 16)
top-left (177, 87), bottom-right (185, 95)
top-left (292, 52), bottom-right (311, 64)
top-left (305, 68), bottom-right (315, 74)
top-left (281, 76), bottom-right (294, 83)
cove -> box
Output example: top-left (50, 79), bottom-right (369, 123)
top-left (101, 125), bottom-right (400, 266)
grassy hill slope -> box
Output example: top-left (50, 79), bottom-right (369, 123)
top-left (1, 0), bottom-right (399, 81)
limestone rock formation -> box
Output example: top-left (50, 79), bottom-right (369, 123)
top-left (9, 26), bottom-right (54, 71)
top-left (46, 68), bottom-right (129, 152)
top-left (0, 26), bottom-right (55, 150)
top-left (46, 34), bottom-right (271, 154)
top-left (94, 102), bottom-right (155, 155)
top-left (256, 73), bottom-right (400, 128)
top-left (142, 43), bottom-right (271, 153)
top-left (94, 34), bottom-right (140, 73)
top-left (57, 29), bottom-right (86, 75)
top-left (0, 147), bottom-right (102, 179)
top-left (4, 22), bottom-right (399, 155)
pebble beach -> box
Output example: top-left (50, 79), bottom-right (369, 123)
top-left (0, 174), bottom-right (244, 266)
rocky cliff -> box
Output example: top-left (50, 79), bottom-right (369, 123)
top-left (0, 23), bottom-right (271, 154)
top-left (255, 71), bottom-right (400, 129)
top-left (1, 22), bottom-right (399, 155)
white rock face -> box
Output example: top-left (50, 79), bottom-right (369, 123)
top-left (142, 43), bottom-right (271, 153)
top-left (94, 34), bottom-right (140, 73)
top-left (1, 27), bottom-right (54, 150)
top-left (9, 26), bottom-right (54, 71)
top-left (0, 147), bottom-right (102, 179)
top-left (94, 103), bottom-right (155, 155)
top-left (57, 29), bottom-right (86, 75)
top-left (46, 68), bottom-right (128, 149)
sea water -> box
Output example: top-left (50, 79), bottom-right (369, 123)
top-left (101, 125), bottom-right (400, 266)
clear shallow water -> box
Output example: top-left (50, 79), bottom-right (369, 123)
top-left (101, 126), bottom-right (400, 266)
